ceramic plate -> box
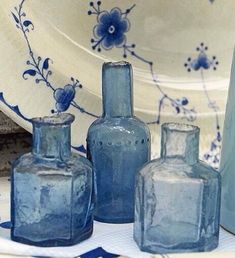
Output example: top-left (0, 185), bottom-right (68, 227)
top-left (0, 0), bottom-right (234, 167)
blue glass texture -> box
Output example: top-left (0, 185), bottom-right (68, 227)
top-left (134, 123), bottom-right (221, 253)
top-left (220, 51), bottom-right (235, 234)
top-left (87, 62), bottom-right (151, 223)
top-left (11, 113), bottom-right (93, 246)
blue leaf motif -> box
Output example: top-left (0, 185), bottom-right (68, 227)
top-left (23, 20), bottom-right (34, 29)
top-left (23, 69), bottom-right (37, 79)
top-left (42, 58), bottom-right (50, 70)
top-left (72, 145), bottom-right (87, 154)
top-left (175, 106), bottom-right (180, 114)
top-left (11, 12), bottom-right (19, 24)
top-left (0, 221), bottom-right (11, 229)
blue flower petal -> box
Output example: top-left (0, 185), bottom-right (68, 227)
top-left (94, 23), bottom-right (110, 38)
top-left (114, 34), bottom-right (126, 47)
top-left (56, 102), bottom-right (70, 112)
top-left (198, 53), bottom-right (210, 69)
top-left (109, 8), bottom-right (122, 24)
top-left (102, 35), bottom-right (115, 50)
top-left (54, 85), bottom-right (75, 112)
top-left (118, 19), bottom-right (130, 33)
top-left (191, 59), bottom-right (200, 71)
top-left (98, 11), bottom-right (111, 25)
top-left (93, 7), bottom-right (130, 51)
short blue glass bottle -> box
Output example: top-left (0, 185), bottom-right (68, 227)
top-left (11, 113), bottom-right (93, 247)
top-left (134, 123), bottom-right (221, 253)
top-left (87, 61), bottom-right (151, 223)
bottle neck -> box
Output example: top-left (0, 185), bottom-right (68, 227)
top-left (32, 114), bottom-right (74, 161)
top-left (160, 123), bottom-right (199, 165)
top-left (102, 61), bottom-right (133, 118)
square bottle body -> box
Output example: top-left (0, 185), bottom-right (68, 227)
top-left (11, 153), bottom-right (93, 246)
top-left (134, 159), bottom-right (221, 253)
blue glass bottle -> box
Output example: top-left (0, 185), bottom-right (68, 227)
top-left (220, 51), bottom-right (235, 234)
top-left (87, 61), bottom-right (151, 223)
top-left (11, 113), bottom-right (93, 246)
top-left (134, 123), bottom-right (221, 253)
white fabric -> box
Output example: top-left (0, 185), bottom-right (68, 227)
top-left (1, 177), bottom-right (235, 258)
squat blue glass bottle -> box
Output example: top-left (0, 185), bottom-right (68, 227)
top-left (11, 113), bottom-right (93, 246)
top-left (87, 61), bottom-right (151, 223)
top-left (134, 123), bottom-right (221, 253)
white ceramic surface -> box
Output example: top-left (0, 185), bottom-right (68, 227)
top-left (0, 0), bottom-right (235, 167)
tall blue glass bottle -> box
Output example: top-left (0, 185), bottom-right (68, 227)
top-left (11, 113), bottom-right (93, 246)
top-left (134, 123), bottom-right (221, 253)
top-left (87, 61), bottom-right (151, 223)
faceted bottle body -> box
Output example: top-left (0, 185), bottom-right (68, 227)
top-left (11, 114), bottom-right (93, 247)
top-left (87, 62), bottom-right (151, 223)
top-left (134, 123), bottom-right (221, 253)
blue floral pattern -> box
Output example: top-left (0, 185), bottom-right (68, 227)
top-left (184, 43), bottom-right (219, 72)
top-left (54, 79), bottom-right (82, 113)
top-left (185, 43), bottom-right (221, 168)
top-left (0, 1), bottom-right (220, 158)
top-left (89, 1), bottom-right (196, 124)
top-left (0, 92), bottom-right (31, 122)
top-left (89, 2), bottom-right (133, 51)
top-left (12, 0), bottom-right (98, 118)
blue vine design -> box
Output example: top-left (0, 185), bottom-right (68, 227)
top-left (88, 1), bottom-right (196, 124)
top-left (12, 0), bottom-right (98, 118)
top-left (184, 43), bottom-right (221, 168)
top-left (0, 92), bottom-right (31, 122)
top-left (0, 91), bottom-right (86, 153)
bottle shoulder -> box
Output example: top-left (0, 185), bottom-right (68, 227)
top-left (13, 152), bottom-right (92, 176)
top-left (87, 116), bottom-right (150, 139)
top-left (139, 158), bottom-right (220, 182)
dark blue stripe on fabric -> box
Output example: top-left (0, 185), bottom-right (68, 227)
top-left (80, 247), bottom-right (119, 258)
top-left (0, 221), bottom-right (11, 229)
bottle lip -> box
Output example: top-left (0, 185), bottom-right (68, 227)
top-left (32, 113), bottom-right (75, 126)
top-left (162, 122), bottom-right (199, 134)
top-left (103, 61), bottom-right (131, 68)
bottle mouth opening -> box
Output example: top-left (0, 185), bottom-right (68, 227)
top-left (162, 122), bottom-right (199, 134)
top-left (32, 113), bottom-right (75, 125)
top-left (103, 61), bottom-right (131, 69)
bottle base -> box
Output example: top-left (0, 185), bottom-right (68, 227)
top-left (11, 223), bottom-right (93, 247)
top-left (136, 237), bottom-right (219, 254)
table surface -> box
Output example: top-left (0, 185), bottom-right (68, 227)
top-left (1, 177), bottom-right (235, 258)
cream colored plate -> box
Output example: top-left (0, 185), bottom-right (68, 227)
top-left (0, 0), bottom-right (234, 167)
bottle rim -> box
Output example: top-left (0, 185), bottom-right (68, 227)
top-left (162, 122), bottom-right (199, 134)
top-left (32, 113), bottom-right (75, 126)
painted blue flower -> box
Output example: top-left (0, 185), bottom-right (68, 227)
top-left (54, 85), bottom-right (75, 112)
top-left (184, 43), bottom-right (219, 72)
top-left (93, 8), bottom-right (130, 50)
top-left (190, 52), bottom-right (210, 70)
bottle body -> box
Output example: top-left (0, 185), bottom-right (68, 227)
top-left (87, 117), bottom-right (150, 223)
top-left (220, 50), bottom-right (235, 233)
top-left (134, 123), bottom-right (221, 253)
top-left (11, 114), bottom-right (93, 246)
